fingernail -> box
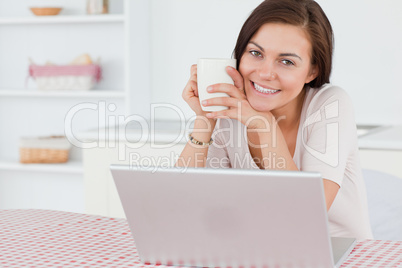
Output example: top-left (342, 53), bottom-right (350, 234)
top-left (207, 87), bottom-right (213, 92)
top-left (202, 100), bottom-right (207, 106)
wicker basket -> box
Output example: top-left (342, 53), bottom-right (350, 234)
top-left (19, 136), bottom-right (71, 164)
top-left (30, 7), bottom-right (62, 16)
top-left (20, 148), bottom-right (69, 163)
top-left (29, 64), bottom-right (102, 91)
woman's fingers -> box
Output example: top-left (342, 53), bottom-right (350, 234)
top-left (182, 64), bottom-right (207, 115)
top-left (205, 108), bottom-right (239, 119)
top-left (182, 80), bottom-right (198, 99)
top-left (192, 80), bottom-right (199, 97)
top-left (190, 64), bottom-right (197, 79)
top-left (190, 64), bottom-right (198, 96)
top-left (183, 65), bottom-right (198, 98)
top-left (226, 66), bottom-right (244, 91)
top-left (207, 83), bottom-right (246, 100)
top-left (201, 96), bottom-right (244, 109)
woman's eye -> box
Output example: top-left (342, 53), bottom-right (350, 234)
top-left (281, 59), bottom-right (294, 66)
top-left (250, 50), bottom-right (262, 57)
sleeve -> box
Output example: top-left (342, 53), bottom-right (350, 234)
top-left (300, 86), bottom-right (357, 187)
top-left (206, 119), bottom-right (231, 169)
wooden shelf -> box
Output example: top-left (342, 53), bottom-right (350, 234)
top-left (0, 14), bottom-right (125, 25)
top-left (0, 90), bottom-right (125, 98)
top-left (0, 160), bottom-right (83, 174)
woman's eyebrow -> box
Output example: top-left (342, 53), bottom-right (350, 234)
top-left (249, 41), bottom-right (265, 52)
top-left (279, 53), bottom-right (302, 61)
top-left (249, 41), bottom-right (303, 61)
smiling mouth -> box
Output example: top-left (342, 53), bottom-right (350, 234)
top-left (252, 82), bottom-right (280, 94)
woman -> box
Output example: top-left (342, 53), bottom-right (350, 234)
top-left (177, 0), bottom-right (373, 240)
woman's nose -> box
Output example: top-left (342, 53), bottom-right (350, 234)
top-left (258, 62), bottom-right (277, 80)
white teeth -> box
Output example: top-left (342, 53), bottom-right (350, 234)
top-left (253, 82), bottom-right (279, 94)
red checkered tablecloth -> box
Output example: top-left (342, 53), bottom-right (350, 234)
top-left (0, 209), bottom-right (401, 268)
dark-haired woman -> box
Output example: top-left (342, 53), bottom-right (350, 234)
top-left (177, 0), bottom-right (373, 240)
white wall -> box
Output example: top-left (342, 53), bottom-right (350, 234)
top-left (149, 0), bottom-right (402, 125)
top-left (317, 0), bottom-right (402, 125)
top-left (150, 0), bottom-right (261, 121)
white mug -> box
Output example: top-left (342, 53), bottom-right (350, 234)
top-left (197, 58), bottom-right (237, 112)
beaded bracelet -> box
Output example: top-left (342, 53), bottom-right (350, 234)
top-left (188, 133), bottom-right (213, 147)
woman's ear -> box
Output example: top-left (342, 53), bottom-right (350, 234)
top-left (306, 65), bottom-right (319, 84)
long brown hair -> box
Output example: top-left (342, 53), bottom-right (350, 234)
top-left (234, 0), bottom-right (333, 88)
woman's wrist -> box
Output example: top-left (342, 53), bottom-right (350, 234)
top-left (188, 133), bottom-right (213, 147)
top-left (189, 116), bottom-right (216, 144)
top-left (193, 116), bottom-right (216, 132)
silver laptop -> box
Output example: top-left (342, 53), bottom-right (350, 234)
top-left (111, 165), bottom-right (356, 268)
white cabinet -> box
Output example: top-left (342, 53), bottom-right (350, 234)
top-left (358, 125), bottom-right (402, 180)
top-left (0, 0), bottom-right (151, 212)
top-left (359, 149), bottom-right (402, 179)
top-left (83, 137), bottom-right (186, 218)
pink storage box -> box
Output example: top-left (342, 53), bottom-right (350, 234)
top-left (29, 64), bottom-right (102, 91)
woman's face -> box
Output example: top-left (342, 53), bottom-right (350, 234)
top-left (239, 23), bottom-right (318, 114)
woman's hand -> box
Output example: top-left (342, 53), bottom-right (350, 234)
top-left (202, 66), bottom-right (272, 129)
top-left (182, 64), bottom-right (209, 116)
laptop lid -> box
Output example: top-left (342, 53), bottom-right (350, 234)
top-left (111, 165), bottom-right (344, 268)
